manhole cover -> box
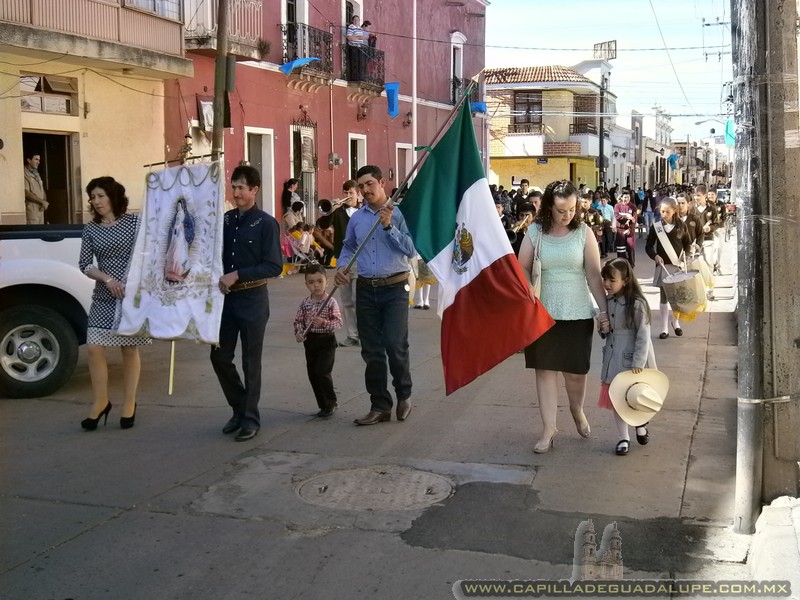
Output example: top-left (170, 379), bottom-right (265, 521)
top-left (297, 465), bottom-right (454, 511)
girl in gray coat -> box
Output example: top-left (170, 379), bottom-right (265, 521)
top-left (598, 258), bottom-right (657, 455)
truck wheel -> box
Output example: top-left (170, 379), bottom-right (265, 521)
top-left (0, 306), bottom-right (79, 398)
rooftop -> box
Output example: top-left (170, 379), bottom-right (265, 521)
top-left (485, 65), bottom-right (593, 85)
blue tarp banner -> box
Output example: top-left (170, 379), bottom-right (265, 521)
top-left (725, 119), bottom-right (736, 147)
top-left (279, 57), bottom-right (320, 75)
top-left (470, 102), bottom-right (487, 113)
top-left (385, 82), bottom-right (400, 118)
top-left (668, 153), bottom-right (680, 169)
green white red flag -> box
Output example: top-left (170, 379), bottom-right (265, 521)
top-left (400, 102), bottom-right (555, 394)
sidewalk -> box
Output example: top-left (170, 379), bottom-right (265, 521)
top-left (0, 230), bottom-right (784, 600)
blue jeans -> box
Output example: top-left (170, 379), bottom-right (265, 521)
top-left (643, 211), bottom-right (656, 232)
top-left (356, 281), bottom-right (412, 412)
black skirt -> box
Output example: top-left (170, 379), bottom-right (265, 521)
top-left (524, 318), bottom-right (594, 374)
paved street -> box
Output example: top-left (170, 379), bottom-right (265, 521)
top-left (1, 234), bottom-right (751, 600)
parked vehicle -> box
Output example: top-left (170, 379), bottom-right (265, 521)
top-left (0, 225), bottom-right (92, 398)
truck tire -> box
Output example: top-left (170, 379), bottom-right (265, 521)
top-left (0, 306), bottom-right (79, 398)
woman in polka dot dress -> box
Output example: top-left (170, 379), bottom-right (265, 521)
top-left (78, 177), bottom-right (150, 431)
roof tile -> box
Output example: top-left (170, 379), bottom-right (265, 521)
top-left (485, 65), bottom-right (592, 85)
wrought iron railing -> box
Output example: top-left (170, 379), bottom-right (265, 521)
top-left (184, 0), bottom-right (262, 48)
top-left (508, 122), bottom-right (544, 134)
top-left (342, 45), bottom-right (384, 87)
top-left (451, 77), bottom-right (480, 104)
top-left (279, 22), bottom-right (333, 76)
top-left (569, 123), bottom-right (598, 135)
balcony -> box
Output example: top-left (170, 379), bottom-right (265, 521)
top-left (280, 23), bottom-right (333, 75)
top-left (343, 45), bottom-right (384, 99)
top-left (277, 22), bottom-right (333, 93)
top-left (184, 0), bottom-right (264, 60)
top-left (569, 123), bottom-right (598, 135)
top-left (508, 122), bottom-right (543, 135)
top-left (451, 76), bottom-right (480, 105)
top-left (0, 0), bottom-right (188, 73)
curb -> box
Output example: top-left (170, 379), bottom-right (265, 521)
top-left (748, 496), bottom-right (800, 599)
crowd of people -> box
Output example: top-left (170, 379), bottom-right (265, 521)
top-left (76, 163), bottom-right (733, 457)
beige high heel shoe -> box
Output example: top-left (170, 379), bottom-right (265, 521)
top-left (534, 428), bottom-right (558, 454)
top-left (572, 410), bottom-right (591, 438)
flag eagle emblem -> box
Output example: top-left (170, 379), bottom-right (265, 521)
top-left (452, 223), bottom-right (474, 274)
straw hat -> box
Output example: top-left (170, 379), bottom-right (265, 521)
top-left (609, 369), bottom-right (669, 426)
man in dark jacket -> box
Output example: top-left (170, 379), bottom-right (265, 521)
top-left (212, 165), bottom-right (284, 442)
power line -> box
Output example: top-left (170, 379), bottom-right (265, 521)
top-left (648, 0), bottom-right (698, 115)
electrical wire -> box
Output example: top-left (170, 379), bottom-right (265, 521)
top-left (648, 0), bottom-right (698, 116)
top-left (184, 0), bottom-right (208, 31)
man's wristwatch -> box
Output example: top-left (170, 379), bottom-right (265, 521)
top-left (383, 224), bottom-right (393, 231)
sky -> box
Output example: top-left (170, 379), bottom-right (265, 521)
top-left (483, 0), bottom-right (733, 142)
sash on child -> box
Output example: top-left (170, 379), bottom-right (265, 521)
top-left (653, 221), bottom-right (681, 266)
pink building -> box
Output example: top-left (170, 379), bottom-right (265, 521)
top-left (167, 0), bottom-right (487, 217)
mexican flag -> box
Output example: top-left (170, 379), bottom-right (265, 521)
top-left (401, 102), bottom-right (555, 395)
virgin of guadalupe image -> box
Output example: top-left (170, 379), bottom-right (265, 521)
top-left (164, 197), bottom-right (196, 283)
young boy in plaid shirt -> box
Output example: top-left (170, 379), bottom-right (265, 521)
top-left (294, 264), bottom-right (343, 417)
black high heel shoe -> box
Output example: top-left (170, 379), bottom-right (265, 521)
top-left (120, 404), bottom-right (136, 430)
top-left (81, 402), bottom-right (112, 431)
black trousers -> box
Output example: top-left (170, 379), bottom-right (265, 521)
top-left (210, 286), bottom-right (269, 429)
top-left (601, 222), bottom-right (614, 255)
top-left (303, 332), bottom-right (337, 411)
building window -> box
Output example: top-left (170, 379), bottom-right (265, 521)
top-left (511, 91), bottom-right (542, 133)
top-left (19, 75), bottom-right (78, 116)
top-left (345, 1), bottom-right (354, 25)
top-left (450, 31), bottom-right (466, 103)
top-left (124, 0), bottom-right (182, 21)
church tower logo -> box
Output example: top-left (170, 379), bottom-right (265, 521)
top-left (570, 519), bottom-right (624, 582)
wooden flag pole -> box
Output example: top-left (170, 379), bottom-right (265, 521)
top-left (300, 79), bottom-right (480, 338)
top-left (168, 341), bottom-right (176, 396)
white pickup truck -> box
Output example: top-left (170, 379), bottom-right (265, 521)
top-left (0, 225), bottom-right (93, 398)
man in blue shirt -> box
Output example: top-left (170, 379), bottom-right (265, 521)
top-left (211, 165), bottom-right (283, 442)
top-left (335, 165), bottom-right (416, 425)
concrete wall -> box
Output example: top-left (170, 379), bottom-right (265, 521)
top-left (0, 55), bottom-right (166, 223)
top-left (0, 68), bottom-right (24, 225)
top-left (488, 156), bottom-right (596, 190)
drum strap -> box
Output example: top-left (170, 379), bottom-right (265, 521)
top-left (654, 221), bottom-right (681, 266)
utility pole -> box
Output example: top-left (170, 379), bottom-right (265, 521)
top-left (685, 134), bottom-right (690, 185)
top-left (598, 74), bottom-right (606, 188)
top-left (732, 0), bottom-right (800, 534)
top-left (211, 0), bottom-right (229, 161)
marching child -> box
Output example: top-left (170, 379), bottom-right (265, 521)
top-left (598, 258), bottom-right (657, 455)
top-left (644, 196), bottom-right (692, 339)
top-left (293, 264), bottom-right (343, 417)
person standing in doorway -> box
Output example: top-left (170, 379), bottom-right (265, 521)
top-left (24, 152), bottom-right (48, 224)
top-left (346, 15), bottom-right (369, 80)
top-left (211, 165), bottom-right (283, 442)
top-left (334, 165), bottom-right (416, 425)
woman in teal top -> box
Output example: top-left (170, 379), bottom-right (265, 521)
top-left (518, 180), bottom-right (610, 454)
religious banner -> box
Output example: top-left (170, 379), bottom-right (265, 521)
top-left (117, 162), bottom-right (224, 344)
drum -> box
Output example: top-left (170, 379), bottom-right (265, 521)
top-left (662, 270), bottom-right (707, 321)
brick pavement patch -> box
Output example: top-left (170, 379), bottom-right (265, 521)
top-left (297, 465), bottom-right (454, 511)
